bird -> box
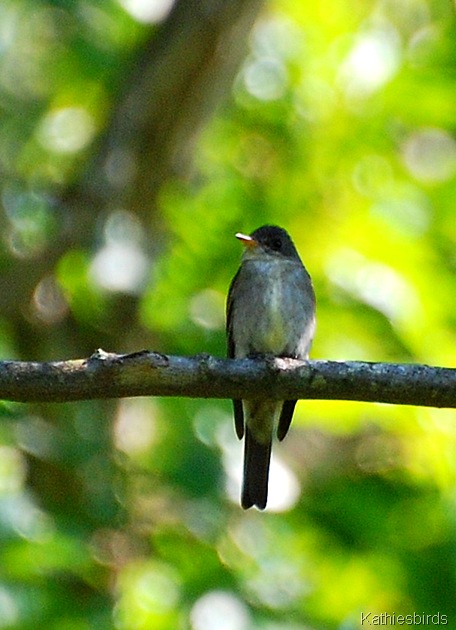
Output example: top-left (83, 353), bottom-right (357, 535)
top-left (226, 225), bottom-right (316, 509)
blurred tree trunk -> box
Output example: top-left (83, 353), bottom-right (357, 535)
top-left (6, 0), bottom-right (265, 544)
top-left (67, 0), bottom-right (265, 227)
top-left (2, 0), bottom-right (265, 348)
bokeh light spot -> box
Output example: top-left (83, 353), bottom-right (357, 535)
top-left (118, 0), bottom-right (175, 23)
top-left (190, 289), bottom-right (225, 330)
top-left (402, 127), bottom-right (456, 183)
top-left (339, 23), bottom-right (401, 98)
top-left (38, 107), bottom-right (95, 154)
top-left (244, 57), bottom-right (288, 101)
top-left (190, 590), bottom-right (250, 630)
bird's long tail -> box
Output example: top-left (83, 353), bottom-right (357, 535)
top-left (241, 426), bottom-right (272, 510)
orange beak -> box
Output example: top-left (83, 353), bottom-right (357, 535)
top-left (235, 232), bottom-right (258, 248)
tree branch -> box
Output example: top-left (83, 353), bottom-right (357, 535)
top-left (0, 350), bottom-right (455, 408)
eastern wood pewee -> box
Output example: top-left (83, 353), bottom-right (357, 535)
top-left (226, 225), bottom-right (316, 509)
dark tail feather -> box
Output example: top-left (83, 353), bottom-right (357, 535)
top-left (277, 400), bottom-right (297, 441)
top-left (241, 426), bottom-right (272, 510)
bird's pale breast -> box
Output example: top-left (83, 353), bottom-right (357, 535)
top-left (232, 258), bottom-right (314, 359)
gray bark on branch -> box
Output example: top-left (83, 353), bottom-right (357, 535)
top-left (0, 350), bottom-right (455, 408)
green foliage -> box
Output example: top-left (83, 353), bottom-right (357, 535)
top-left (1, 0), bottom-right (456, 628)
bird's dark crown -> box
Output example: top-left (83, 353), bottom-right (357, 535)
top-left (250, 225), bottom-right (299, 259)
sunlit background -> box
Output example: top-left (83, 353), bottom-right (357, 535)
top-left (0, 0), bottom-right (456, 628)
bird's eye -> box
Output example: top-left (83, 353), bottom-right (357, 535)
top-left (270, 238), bottom-right (282, 251)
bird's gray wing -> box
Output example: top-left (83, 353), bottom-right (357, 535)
top-left (277, 400), bottom-right (297, 441)
top-left (226, 269), bottom-right (244, 439)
